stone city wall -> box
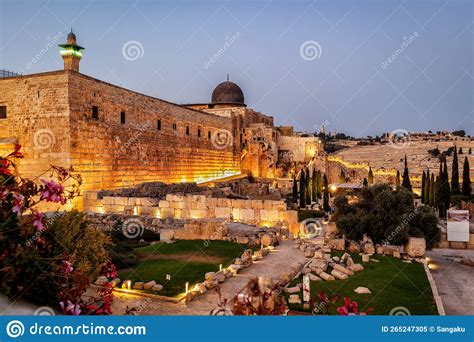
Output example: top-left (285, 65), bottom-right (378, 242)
top-left (83, 191), bottom-right (299, 232)
top-left (0, 70), bottom-right (242, 209)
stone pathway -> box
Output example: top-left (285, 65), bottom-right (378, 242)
top-left (111, 240), bottom-right (307, 315)
top-left (426, 249), bottom-right (474, 315)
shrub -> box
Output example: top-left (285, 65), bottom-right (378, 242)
top-left (334, 184), bottom-right (440, 249)
top-left (46, 211), bottom-right (111, 279)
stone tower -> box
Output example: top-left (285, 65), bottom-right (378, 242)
top-left (58, 30), bottom-right (84, 72)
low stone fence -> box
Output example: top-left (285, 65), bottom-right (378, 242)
top-left (83, 191), bottom-right (299, 233)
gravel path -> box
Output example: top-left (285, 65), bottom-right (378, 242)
top-left (111, 240), bottom-right (307, 315)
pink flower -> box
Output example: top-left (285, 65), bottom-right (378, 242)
top-left (62, 260), bottom-right (73, 274)
top-left (32, 211), bottom-right (44, 231)
top-left (60, 300), bottom-right (81, 315)
top-left (40, 179), bottom-right (65, 203)
top-left (12, 194), bottom-right (24, 215)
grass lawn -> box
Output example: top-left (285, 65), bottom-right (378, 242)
top-left (118, 240), bottom-right (248, 297)
top-left (286, 252), bottom-right (438, 315)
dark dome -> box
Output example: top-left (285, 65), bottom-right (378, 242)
top-left (67, 31), bottom-right (76, 41)
top-left (211, 81), bottom-right (245, 105)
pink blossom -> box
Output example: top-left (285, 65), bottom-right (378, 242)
top-left (32, 211), bottom-right (44, 231)
top-left (40, 179), bottom-right (65, 204)
top-left (62, 260), bottom-right (74, 274)
top-left (60, 300), bottom-right (81, 315)
top-left (12, 194), bottom-right (24, 215)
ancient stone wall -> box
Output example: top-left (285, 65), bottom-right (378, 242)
top-left (67, 72), bottom-right (241, 194)
top-left (277, 135), bottom-right (320, 162)
top-left (0, 71), bottom-right (72, 181)
top-left (83, 191), bottom-right (299, 232)
top-left (0, 71), bottom-right (242, 208)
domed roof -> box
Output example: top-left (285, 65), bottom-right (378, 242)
top-left (67, 31), bottom-right (76, 41)
top-left (211, 80), bottom-right (245, 105)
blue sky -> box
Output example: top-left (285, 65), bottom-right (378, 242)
top-left (0, 0), bottom-right (472, 136)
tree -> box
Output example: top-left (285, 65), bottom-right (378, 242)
top-left (438, 161), bottom-right (451, 218)
top-left (323, 174), bottom-right (329, 212)
top-left (429, 173), bottom-right (435, 207)
top-left (306, 167), bottom-right (311, 204)
top-left (333, 184), bottom-right (439, 249)
top-left (292, 175), bottom-right (298, 203)
top-left (339, 169), bottom-right (346, 183)
top-left (469, 147), bottom-right (472, 155)
top-left (423, 170), bottom-right (430, 204)
top-left (401, 155), bottom-right (412, 192)
top-left (368, 167), bottom-right (374, 185)
top-left (299, 170), bottom-right (306, 208)
top-left (462, 156), bottom-right (471, 196)
top-left (316, 170), bottom-right (323, 198)
top-left (311, 168), bottom-right (317, 202)
top-left (395, 170), bottom-right (401, 188)
top-left (363, 178), bottom-right (368, 187)
top-left (451, 146), bottom-right (460, 195)
top-left (459, 147), bottom-right (463, 154)
top-left (421, 171), bottom-right (426, 204)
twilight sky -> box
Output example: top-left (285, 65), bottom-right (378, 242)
top-left (0, 0), bottom-right (472, 136)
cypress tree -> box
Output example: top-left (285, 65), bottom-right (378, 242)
top-left (363, 178), bottom-right (368, 187)
top-left (424, 170), bottom-right (430, 204)
top-left (433, 175), bottom-right (439, 208)
top-left (429, 173), bottom-right (435, 206)
top-left (292, 175), bottom-right (298, 203)
top-left (462, 156), bottom-right (471, 196)
top-left (395, 170), bottom-right (401, 188)
top-left (323, 174), bottom-right (329, 212)
top-left (311, 168), bottom-right (317, 202)
top-left (459, 147), bottom-right (463, 155)
top-left (339, 169), bottom-right (345, 183)
top-left (469, 147), bottom-right (472, 154)
top-left (421, 171), bottom-right (426, 204)
top-left (306, 167), bottom-right (311, 203)
top-left (438, 161), bottom-right (451, 217)
top-left (316, 170), bottom-right (322, 199)
top-left (368, 167), bottom-right (374, 185)
top-left (451, 146), bottom-right (460, 194)
top-left (299, 170), bottom-right (306, 208)
top-left (401, 155), bottom-right (412, 192)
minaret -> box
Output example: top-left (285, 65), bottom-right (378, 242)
top-left (58, 29), bottom-right (84, 72)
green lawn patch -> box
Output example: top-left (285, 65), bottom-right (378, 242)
top-left (286, 252), bottom-right (438, 315)
top-left (118, 240), bottom-right (249, 297)
top-left (298, 210), bottom-right (325, 221)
